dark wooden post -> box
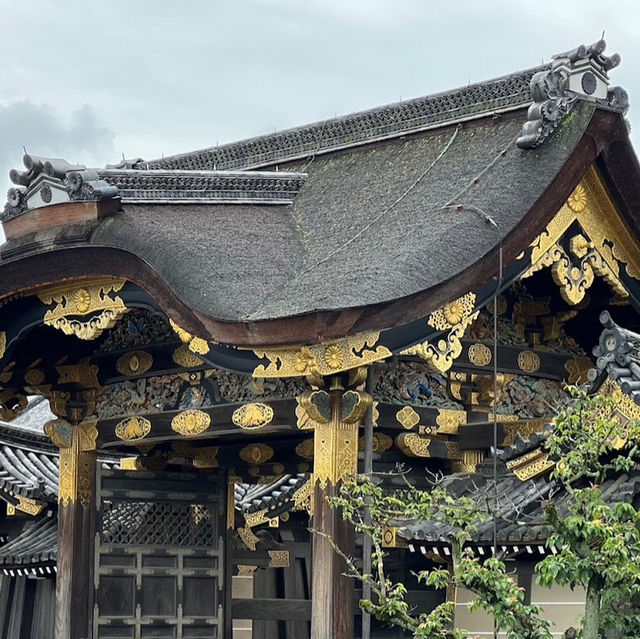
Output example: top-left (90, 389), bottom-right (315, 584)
top-left (46, 419), bottom-right (98, 639)
top-left (299, 377), bottom-right (371, 639)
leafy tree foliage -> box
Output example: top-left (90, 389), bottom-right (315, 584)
top-left (328, 472), bottom-right (551, 639)
top-left (536, 388), bottom-right (640, 639)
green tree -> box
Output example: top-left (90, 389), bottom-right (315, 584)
top-left (536, 388), bottom-right (640, 639)
top-left (327, 471), bottom-right (551, 639)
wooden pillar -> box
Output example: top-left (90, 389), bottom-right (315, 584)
top-left (298, 377), bottom-right (371, 639)
top-left (46, 420), bottom-right (98, 639)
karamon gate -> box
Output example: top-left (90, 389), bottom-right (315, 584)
top-left (1, 39), bottom-right (640, 639)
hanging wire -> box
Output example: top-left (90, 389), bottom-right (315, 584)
top-left (492, 241), bottom-right (504, 639)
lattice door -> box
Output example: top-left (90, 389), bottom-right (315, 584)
top-left (94, 469), bottom-right (224, 639)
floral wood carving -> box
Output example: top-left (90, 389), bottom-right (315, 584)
top-left (37, 279), bottom-right (129, 340)
top-left (252, 331), bottom-right (392, 378)
top-left (401, 293), bottom-right (479, 373)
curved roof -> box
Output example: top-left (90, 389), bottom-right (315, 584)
top-left (0, 41), bottom-right (635, 346)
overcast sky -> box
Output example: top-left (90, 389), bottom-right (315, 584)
top-left (2, 0), bottom-right (640, 197)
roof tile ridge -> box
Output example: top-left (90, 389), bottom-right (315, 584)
top-left (141, 65), bottom-right (546, 172)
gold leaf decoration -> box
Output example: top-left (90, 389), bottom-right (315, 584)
top-left (116, 351), bottom-right (153, 376)
top-left (395, 406), bottom-right (420, 430)
top-left (506, 449), bottom-right (554, 481)
top-left (517, 350), bottom-right (541, 373)
top-left (295, 438), bottom-right (314, 459)
top-left (252, 331), bottom-right (392, 378)
top-left (239, 443), bottom-right (274, 465)
top-left (0, 332), bottom-right (5, 359)
top-left (232, 403), bottom-right (274, 430)
top-left (169, 319), bottom-right (210, 355)
top-left (565, 355), bottom-right (594, 384)
top-left (359, 432), bottom-right (393, 453)
top-left (396, 432), bottom-right (431, 458)
top-left (435, 409), bottom-right (467, 434)
top-left (468, 343), bottom-right (492, 367)
top-left (37, 278), bottom-right (129, 340)
top-left (567, 183), bottom-right (587, 212)
top-left (172, 344), bottom-right (204, 368)
top-left (115, 416), bottom-right (151, 441)
top-left (401, 293), bottom-right (478, 373)
top-left (527, 168), bottom-right (640, 293)
top-left (171, 410), bottom-right (211, 436)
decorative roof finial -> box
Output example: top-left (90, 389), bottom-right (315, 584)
top-left (517, 38), bottom-right (629, 149)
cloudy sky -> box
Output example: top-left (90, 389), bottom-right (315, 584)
top-left (2, 0), bottom-right (640, 197)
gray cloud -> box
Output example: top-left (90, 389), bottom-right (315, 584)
top-left (0, 101), bottom-right (114, 196)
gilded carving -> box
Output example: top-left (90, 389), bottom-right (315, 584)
top-left (57, 361), bottom-right (100, 387)
top-left (396, 406), bottom-right (420, 430)
top-left (565, 355), bottom-right (594, 384)
top-left (401, 293), bottom-right (479, 373)
top-left (452, 450), bottom-right (485, 473)
top-left (435, 409), bottom-right (467, 435)
top-left (239, 443), bottom-right (275, 465)
top-left (295, 439), bottom-right (314, 460)
top-left (468, 343), bottom-right (492, 367)
top-left (237, 526), bottom-right (260, 551)
top-left (382, 526), bottom-right (408, 548)
top-left (252, 331), bottom-right (392, 378)
top-left (24, 368), bottom-right (45, 386)
top-left (0, 332), bottom-right (5, 359)
top-left (396, 432), bottom-right (431, 458)
top-left (115, 416), bottom-right (152, 441)
top-left (169, 318), bottom-right (210, 355)
top-left (192, 447), bottom-right (219, 469)
top-left (359, 432), bottom-right (393, 453)
top-left (172, 344), bottom-right (204, 368)
top-left (46, 420), bottom-right (96, 506)
top-left (232, 403), bottom-right (274, 430)
top-left (296, 389), bottom-right (370, 487)
top-left (116, 351), bottom-right (153, 376)
top-left (292, 478), bottom-right (314, 515)
top-left (527, 168), bottom-right (640, 298)
top-left (517, 350), bottom-right (541, 373)
top-left (171, 409), bottom-right (211, 436)
top-left (14, 496), bottom-right (46, 516)
top-left (268, 550), bottom-right (290, 568)
top-left (502, 420), bottom-right (547, 446)
top-left (237, 565), bottom-right (258, 576)
top-left (506, 449), bottom-right (555, 481)
top-left (37, 278), bottom-right (129, 340)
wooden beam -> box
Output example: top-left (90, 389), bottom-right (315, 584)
top-left (232, 598), bottom-right (311, 621)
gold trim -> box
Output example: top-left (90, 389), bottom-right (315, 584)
top-left (0, 332), bottom-right (5, 359)
top-left (396, 406), bottom-right (420, 430)
top-left (237, 565), bottom-right (257, 576)
top-left (232, 403), bottom-right (274, 430)
top-left (169, 318), bottom-right (210, 355)
top-left (526, 168), bottom-right (640, 300)
top-left (435, 409), bottom-right (467, 435)
top-left (116, 351), bottom-right (153, 376)
top-left (37, 278), bottom-right (129, 341)
top-left (171, 410), bottom-right (211, 436)
top-left (268, 550), bottom-right (290, 568)
top-left (396, 432), bottom-right (431, 458)
top-left (239, 443), bottom-right (274, 465)
top-left (468, 343), bottom-right (492, 367)
top-left (517, 350), bottom-right (541, 373)
top-left (401, 293), bottom-right (479, 373)
top-left (252, 331), bottom-right (392, 378)
top-left (14, 496), bottom-right (46, 516)
top-left (506, 449), bottom-right (554, 481)
top-left (115, 416), bottom-right (151, 441)
top-left (172, 344), bottom-right (204, 368)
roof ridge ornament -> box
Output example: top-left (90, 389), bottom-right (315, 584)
top-left (517, 38), bottom-right (629, 149)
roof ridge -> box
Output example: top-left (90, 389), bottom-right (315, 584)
top-left (140, 65), bottom-right (546, 172)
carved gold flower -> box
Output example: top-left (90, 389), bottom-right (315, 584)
top-left (324, 345), bottom-right (344, 369)
top-left (567, 184), bottom-right (587, 212)
top-left (294, 348), bottom-right (315, 373)
top-left (443, 299), bottom-right (465, 325)
top-left (74, 288), bottom-right (92, 314)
